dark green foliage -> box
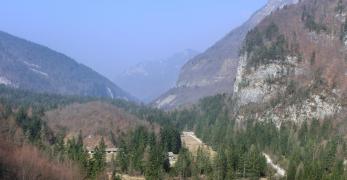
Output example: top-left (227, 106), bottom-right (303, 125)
top-left (160, 126), bottom-right (182, 154)
top-left (66, 136), bottom-right (89, 169)
top-left (243, 146), bottom-right (266, 178)
top-left (166, 92), bottom-right (347, 179)
top-left (115, 127), bottom-right (168, 179)
top-left (0, 85), bottom-right (95, 112)
top-left (2, 76), bottom-right (347, 179)
top-left (243, 28), bottom-right (264, 54)
top-left (241, 23), bottom-right (290, 69)
top-left (265, 22), bottom-right (279, 40)
top-left (214, 148), bottom-right (227, 179)
top-left (15, 107), bottom-right (43, 142)
top-left (249, 34), bottom-right (288, 64)
top-left (302, 6), bottom-right (328, 33)
top-left (175, 148), bottom-right (193, 178)
top-left (117, 139), bottom-right (129, 172)
top-left (196, 147), bottom-right (212, 176)
top-left (64, 135), bottom-right (107, 178)
top-left (93, 138), bottom-right (107, 172)
top-left (145, 143), bottom-right (166, 179)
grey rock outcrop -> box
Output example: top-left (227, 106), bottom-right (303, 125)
top-left (154, 0), bottom-right (299, 110)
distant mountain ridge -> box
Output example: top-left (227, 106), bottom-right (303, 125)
top-left (115, 49), bottom-right (198, 103)
top-left (0, 31), bottom-right (134, 100)
top-left (154, 0), bottom-right (299, 110)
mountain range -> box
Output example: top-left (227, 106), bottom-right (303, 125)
top-left (2, 0), bottom-right (347, 179)
top-left (0, 31), bottom-right (134, 101)
top-left (154, 0), bottom-right (299, 109)
top-left (114, 49), bottom-right (198, 103)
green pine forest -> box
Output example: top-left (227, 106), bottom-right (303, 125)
top-left (0, 85), bottom-right (346, 180)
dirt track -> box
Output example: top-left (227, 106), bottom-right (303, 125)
top-left (181, 131), bottom-right (216, 157)
top-left (181, 132), bottom-right (285, 177)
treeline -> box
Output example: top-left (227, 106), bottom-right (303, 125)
top-left (172, 143), bottom-right (266, 179)
top-left (0, 99), bottom-right (185, 179)
top-left (0, 85), bottom-right (95, 112)
top-left (0, 85), bottom-right (186, 128)
top-left (115, 126), bottom-right (181, 179)
top-left (241, 22), bottom-right (298, 69)
top-left (2, 83), bottom-right (347, 179)
top-left (0, 103), bottom-right (111, 179)
top-left (0, 103), bottom-right (86, 179)
top-left (56, 134), bottom-right (108, 178)
top-left (0, 86), bottom-right (188, 179)
top-left (302, 5), bottom-right (328, 33)
top-left (167, 93), bottom-right (347, 179)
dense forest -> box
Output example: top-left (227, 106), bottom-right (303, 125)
top-left (1, 85), bottom-right (347, 179)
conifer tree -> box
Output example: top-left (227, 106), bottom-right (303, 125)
top-left (93, 137), bottom-right (106, 173)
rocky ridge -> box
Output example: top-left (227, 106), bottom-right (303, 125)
top-left (154, 0), bottom-right (299, 110)
top-left (233, 0), bottom-right (347, 126)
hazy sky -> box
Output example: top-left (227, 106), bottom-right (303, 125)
top-left (0, 0), bottom-right (266, 80)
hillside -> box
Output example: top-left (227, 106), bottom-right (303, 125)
top-left (154, 0), bottom-right (299, 110)
top-left (44, 101), bottom-right (158, 148)
top-left (0, 87), bottom-right (173, 179)
top-left (233, 0), bottom-right (347, 126)
top-left (0, 139), bottom-right (83, 180)
top-left (0, 31), bottom-right (134, 100)
top-left (156, 0), bottom-right (347, 178)
top-left (3, 0), bottom-right (347, 179)
top-left (114, 49), bottom-right (198, 103)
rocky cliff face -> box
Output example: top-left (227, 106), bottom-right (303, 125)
top-left (154, 0), bottom-right (299, 110)
top-left (0, 31), bottom-right (134, 100)
top-left (233, 0), bottom-right (347, 125)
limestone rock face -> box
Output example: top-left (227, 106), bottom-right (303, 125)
top-left (233, 55), bottom-right (341, 126)
top-left (234, 56), bottom-right (300, 106)
top-left (232, 0), bottom-right (347, 125)
top-left (154, 0), bottom-right (299, 110)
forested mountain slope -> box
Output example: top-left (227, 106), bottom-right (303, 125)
top-left (154, 0), bottom-right (299, 110)
top-left (157, 0), bottom-right (347, 178)
top-left (3, 0), bottom-right (347, 179)
top-left (233, 0), bottom-right (347, 126)
top-left (0, 31), bottom-right (134, 100)
top-left (44, 101), bottom-right (158, 148)
top-left (0, 86), bottom-right (181, 179)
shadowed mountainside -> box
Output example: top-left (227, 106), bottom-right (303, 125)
top-left (0, 31), bottom-right (135, 101)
